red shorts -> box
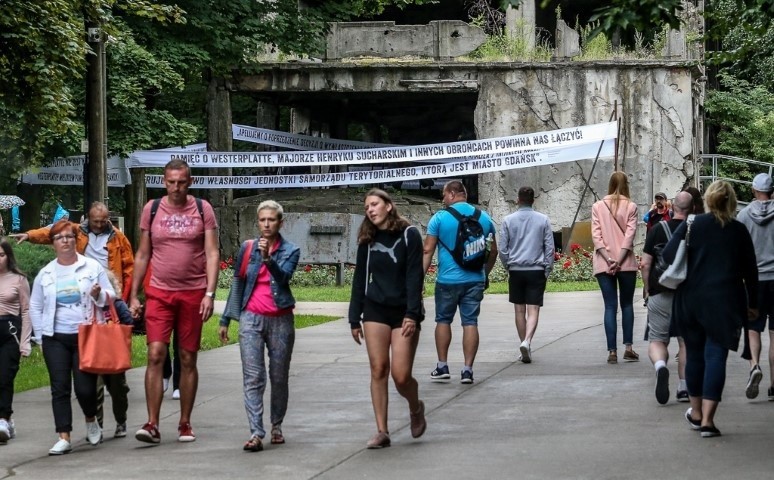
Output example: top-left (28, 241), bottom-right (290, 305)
top-left (144, 285), bottom-right (206, 352)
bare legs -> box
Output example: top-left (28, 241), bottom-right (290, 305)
top-left (514, 304), bottom-right (540, 343)
top-left (143, 342), bottom-right (197, 427)
top-left (144, 342), bottom-right (166, 425)
top-left (363, 322), bottom-right (421, 433)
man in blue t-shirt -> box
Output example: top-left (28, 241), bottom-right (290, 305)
top-left (422, 180), bottom-right (497, 384)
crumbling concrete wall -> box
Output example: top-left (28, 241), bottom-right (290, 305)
top-left (216, 191), bottom-right (439, 259)
top-left (474, 64), bottom-right (699, 245)
top-left (325, 21), bottom-right (487, 61)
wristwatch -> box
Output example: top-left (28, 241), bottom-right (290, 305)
top-left (205, 291), bottom-right (215, 299)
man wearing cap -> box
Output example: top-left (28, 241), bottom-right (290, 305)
top-left (644, 192), bottom-right (672, 233)
top-left (737, 173), bottom-right (774, 400)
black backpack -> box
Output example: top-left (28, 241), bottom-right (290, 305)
top-left (652, 220), bottom-right (675, 290)
top-left (438, 207), bottom-right (489, 271)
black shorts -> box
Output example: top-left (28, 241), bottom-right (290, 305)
top-left (749, 280), bottom-right (774, 332)
top-left (508, 270), bottom-right (547, 306)
top-left (363, 298), bottom-right (422, 330)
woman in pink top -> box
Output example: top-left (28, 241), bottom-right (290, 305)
top-left (0, 238), bottom-right (31, 444)
top-left (592, 172), bottom-right (639, 364)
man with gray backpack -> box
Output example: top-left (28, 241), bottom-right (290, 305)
top-left (423, 180), bottom-right (498, 384)
top-left (640, 191), bottom-right (693, 404)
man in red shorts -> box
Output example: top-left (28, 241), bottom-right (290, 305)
top-left (129, 159), bottom-right (219, 444)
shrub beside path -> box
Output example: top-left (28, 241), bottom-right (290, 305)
top-left (4, 292), bottom-right (770, 479)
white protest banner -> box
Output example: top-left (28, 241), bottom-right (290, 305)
top-left (37, 155), bottom-right (128, 173)
top-left (22, 144), bottom-right (208, 186)
top-left (146, 140), bottom-right (614, 189)
top-left (131, 122), bottom-right (617, 168)
top-left (21, 171), bottom-right (130, 187)
top-left (233, 124), bottom-right (388, 150)
top-left (22, 155), bottom-right (131, 186)
top-left (159, 143), bottom-right (207, 152)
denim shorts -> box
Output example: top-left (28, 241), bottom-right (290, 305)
top-left (434, 282), bottom-right (485, 327)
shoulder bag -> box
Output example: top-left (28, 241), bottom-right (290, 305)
top-left (658, 214), bottom-right (695, 290)
top-left (78, 295), bottom-right (133, 375)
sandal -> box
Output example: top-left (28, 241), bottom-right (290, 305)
top-left (243, 436), bottom-right (263, 452)
top-left (270, 426), bottom-right (285, 445)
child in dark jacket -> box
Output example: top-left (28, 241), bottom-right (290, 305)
top-left (96, 271), bottom-right (132, 438)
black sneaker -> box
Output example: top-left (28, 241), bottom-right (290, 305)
top-left (768, 386), bottom-right (774, 402)
top-left (460, 370), bottom-right (474, 384)
top-left (746, 365), bottom-right (763, 399)
top-left (684, 408), bottom-right (701, 431)
top-left (676, 390), bottom-right (689, 403)
top-left (430, 364), bottom-right (450, 381)
top-left (700, 425), bottom-right (721, 438)
top-left (655, 367), bottom-right (670, 405)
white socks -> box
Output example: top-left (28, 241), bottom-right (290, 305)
top-left (654, 360), bottom-right (667, 371)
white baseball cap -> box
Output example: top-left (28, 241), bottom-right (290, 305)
top-left (752, 173), bottom-right (773, 193)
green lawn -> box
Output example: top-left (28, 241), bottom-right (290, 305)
top-left (16, 313), bottom-right (337, 393)
top-left (19, 279), bottom-right (636, 393)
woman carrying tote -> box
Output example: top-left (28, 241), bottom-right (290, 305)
top-left (591, 172), bottom-right (639, 364)
top-left (663, 180), bottom-right (758, 438)
top-left (0, 238), bottom-right (31, 445)
top-left (29, 220), bottom-right (115, 455)
top-left (349, 189), bottom-right (426, 449)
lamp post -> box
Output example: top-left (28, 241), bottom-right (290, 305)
top-left (85, 23), bottom-right (108, 209)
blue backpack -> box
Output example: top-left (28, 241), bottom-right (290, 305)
top-left (438, 207), bottom-right (488, 271)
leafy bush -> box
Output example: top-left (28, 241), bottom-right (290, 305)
top-left (291, 264), bottom-right (355, 287)
top-left (11, 242), bottom-right (55, 281)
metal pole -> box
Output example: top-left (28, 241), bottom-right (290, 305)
top-left (562, 108), bottom-right (618, 254)
top-left (86, 22), bottom-right (107, 210)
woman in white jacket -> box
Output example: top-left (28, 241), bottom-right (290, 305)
top-left (30, 220), bottom-right (114, 455)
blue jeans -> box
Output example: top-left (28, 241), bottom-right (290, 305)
top-left (596, 271), bottom-right (636, 351)
top-left (683, 329), bottom-right (729, 402)
top-left (238, 311), bottom-right (295, 439)
top-left (434, 282), bottom-right (485, 327)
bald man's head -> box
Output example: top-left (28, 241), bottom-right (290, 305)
top-left (672, 191), bottom-right (693, 217)
top-left (88, 202), bottom-right (110, 234)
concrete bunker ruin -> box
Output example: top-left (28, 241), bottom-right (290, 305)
top-left (125, 2), bottom-right (705, 261)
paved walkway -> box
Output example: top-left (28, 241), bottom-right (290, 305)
top-left (3, 292), bottom-right (772, 479)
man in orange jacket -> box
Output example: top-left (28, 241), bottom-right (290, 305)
top-left (12, 201), bottom-right (135, 437)
top-left (11, 202), bottom-right (134, 301)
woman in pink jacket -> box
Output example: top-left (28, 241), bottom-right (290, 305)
top-left (592, 172), bottom-right (639, 364)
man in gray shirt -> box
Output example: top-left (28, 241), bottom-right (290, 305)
top-left (737, 173), bottom-right (774, 400)
top-left (498, 187), bottom-right (554, 363)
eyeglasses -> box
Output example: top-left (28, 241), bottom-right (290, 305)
top-left (53, 234), bottom-right (76, 242)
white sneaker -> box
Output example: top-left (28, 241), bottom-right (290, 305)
top-left (172, 389), bottom-right (180, 400)
top-left (0, 419), bottom-right (10, 443)
top-left (8, 419), bottom-right (14, 439)
top-left (86, 420), bottom-right (103, 446)
top-left (48, 438), bottom-right (72, 455)
top-left (162, 378), bottom-right (170, 393)
top-left (520, 340), bottom-right (532, 364)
